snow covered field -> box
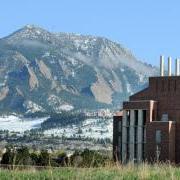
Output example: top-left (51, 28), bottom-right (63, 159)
top-left (0, 115), bottom-right (113, 140)
top-left (0, 115), bottom-right (49, 132)
top-left (44, 118), bottom-right (113, 140)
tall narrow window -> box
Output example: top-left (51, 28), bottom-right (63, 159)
top-left (134, 143), bottom-right (137, 160)
top-left (134, 110), bottom-right (138, 126)
top-left (143, 110), bottom-right (147, 125)
top-left (126, 143), bottom-right (129, 161)
top-left (142, 142), bottom-right (145, 160)
top-left (125, 110), bottom-right (130, 162)
top-left (134, 110), bottom-right (138, 162)
top-left (142, 110), bottom-right (146, 161)
top-left (142, 128), bottom-right (146, 161)
top-left (118, 136), bottom-right (121, 161)
top-left (126, 110), bottom-right (130, 161)
top-left (127, 110), bottom-right (130, 127)
top-left (118, 121), bottom-right (122, 133)
top-left (134, 110), bottom-right (138, 142)
top-left (126, 127), bottom-right (129, 143)
top-left (156, 130), bottom-right (161, 144)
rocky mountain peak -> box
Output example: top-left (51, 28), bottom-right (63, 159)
top-left (3, 24), bottom-right (54, 44)
top-left (0, 25), bottom-right (158, 114)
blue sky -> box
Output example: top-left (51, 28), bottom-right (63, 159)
top-left (1, 0), bottom-right (180, 66)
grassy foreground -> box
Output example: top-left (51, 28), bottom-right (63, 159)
top-left (0, 164), bottom-right (180, 180)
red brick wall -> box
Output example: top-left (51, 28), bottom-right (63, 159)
top-left (121, 76), bottom-right (180, 163)
top-left (175, 122), bottom-right (180, 163)
top-left (146, 121), bottom-right (175, 163)
top-left (169, 122), bottom-right (176, 162)
top-left (113, 116), bottom-right (122, 162)
top-left (123, 100), bottom-right (157, 123)
top-left (130, 76), bottom-right (180, 123)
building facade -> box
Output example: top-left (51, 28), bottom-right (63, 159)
top-left (113, 56), bottom-right (180, 163)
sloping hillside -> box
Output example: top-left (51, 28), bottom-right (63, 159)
top-left (0, 25), bottom-right (158, 113)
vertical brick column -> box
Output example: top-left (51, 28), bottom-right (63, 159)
top-left (122, 110), bottom-right (127, 163)
top-left (113, 116), bottom-right (122, 162)
top-left (137, 109), bottom-right (143, 162)
top-left (129, 110), bottom-right (135, 162)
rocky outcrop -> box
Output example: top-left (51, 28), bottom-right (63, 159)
top-left (0, 87), bottom-right (9, 101)
top-left (27, 66), bottom-right (39, 91)
top-left (0, 25), bottom-right (158, 113)
top-left (37, 60), bottom-right (52, 80)
top-left (91, 73), bottom-right (113, 104)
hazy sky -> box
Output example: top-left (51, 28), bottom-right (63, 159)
top-left (1, 0), bottom-right (180, 66)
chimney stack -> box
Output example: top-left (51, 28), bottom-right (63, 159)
top-left (160, 55), bottom-right (164, 76)
top-left (176, 58), bottom-right (180, 76)
top-left (168, 57), bottom-right (172, 76)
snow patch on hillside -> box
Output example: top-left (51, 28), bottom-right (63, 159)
top-left (23, 101), bottom-right (45, 113)
top-left (0, 115), bottom-right (48, 132)
top-left (44, 118), bottom-right (112, 140)
top-left (59, 104), bottom-right (74, 111)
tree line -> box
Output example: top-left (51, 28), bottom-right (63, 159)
top-left (0, 146), bottom-right (110, 168)
top-left (41, 112), bottom-right (86, 130)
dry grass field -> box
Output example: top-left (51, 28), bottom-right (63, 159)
top-left (0, 163), bottom-right (179, 180)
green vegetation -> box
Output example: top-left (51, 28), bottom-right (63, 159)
top-left (70, 149), bottom-right (109, 167)
top-left (41, 112), bottom-right (86, 130)
top-left (0, 163), bottom-right (180, 179)
top-left (1, 146), bottom-right (68, 167)
top-left (0, 146), bottom-right (109, 168)
top-left (1, 146), bottom-right (179, 179)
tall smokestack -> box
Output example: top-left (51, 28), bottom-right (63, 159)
top-left (176, 58), bottom-right (180, 76)
top-left (168, 57), bottom-right (172, 76)
top-left (160, 55), bottom-right (164, 76)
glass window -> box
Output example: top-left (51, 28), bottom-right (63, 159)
top-left (118, 121), bottom-right (122, 132)
top-left (143, 110), bottom-right (147, 125)
top-left (127, 110), bottom-right (130, 127)
top-left (135, 110), bottom-right (138, 126)
top-left (161, 114), bottom-right (168, 121)
top-left (156, 130), bottom-right (161, 144)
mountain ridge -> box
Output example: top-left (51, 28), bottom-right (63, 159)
top-left (0, 25), bottom-right (158, 114)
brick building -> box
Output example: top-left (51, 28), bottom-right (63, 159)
top-left (113, 56), bottom-right (180, 163)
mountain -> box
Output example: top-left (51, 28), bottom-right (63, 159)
top-left (0, 25), bottom-right (158, 114)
